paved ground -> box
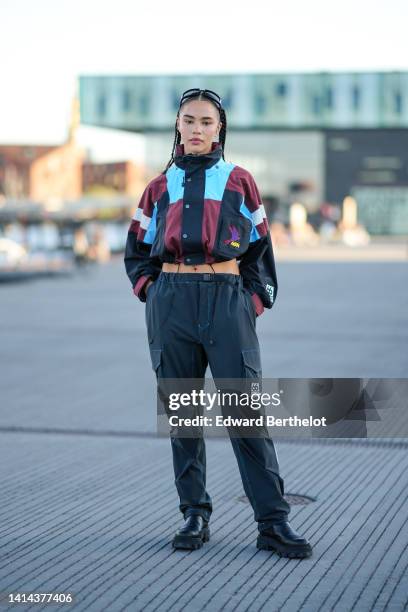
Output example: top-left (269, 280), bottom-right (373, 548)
top-left (1, 256), bottom-right (407, 611)
top-left (1, 434), bottom-right (408, 612)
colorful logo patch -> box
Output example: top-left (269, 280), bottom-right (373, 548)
top-left (223, 224), bottom-right (240, 248)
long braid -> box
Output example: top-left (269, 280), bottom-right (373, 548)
top-left (162, 117), bottom-right (181, 175)
top-left (218, 107), bottom-right (227, 161)
top-left (162, 92), bottom-right (227, 173)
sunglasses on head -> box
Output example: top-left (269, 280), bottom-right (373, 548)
top-left (179, 88), bottom-right (222, 108)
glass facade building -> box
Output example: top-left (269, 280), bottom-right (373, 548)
top-left (79, 72), bottom-right (408, 234)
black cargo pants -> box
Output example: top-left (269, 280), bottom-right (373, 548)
top-left (145, 271), bottom-right (291, 531)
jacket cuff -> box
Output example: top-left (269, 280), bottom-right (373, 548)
top-left (133, 275), bottom-right (152, 302)
top-left (251, 293), bottom-right (265, 317)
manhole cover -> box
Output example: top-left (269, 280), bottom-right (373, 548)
top-left (237, 494), bottom-right (315, 505)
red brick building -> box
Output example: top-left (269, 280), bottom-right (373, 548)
top-left (0, 142), bottom-right (84, 202)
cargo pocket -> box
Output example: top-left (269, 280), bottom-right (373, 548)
top-left (241, 348), bottom-right (262, 379)
top-left (149, 348), bottom-right (162, 375)
top-left (149, 347), bottom-right (169, 417)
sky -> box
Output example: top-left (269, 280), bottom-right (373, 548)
top-left (1, 0), bottom-right (407, 144)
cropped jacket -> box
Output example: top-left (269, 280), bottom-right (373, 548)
top-left (124, 142), bottom-right (278, 317)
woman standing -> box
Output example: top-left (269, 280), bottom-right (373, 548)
top-left (124, 88), bottom-right (312, 558)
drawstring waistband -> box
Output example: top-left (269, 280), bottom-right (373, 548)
top-left (159, 271), bottom-right (243, 286)
top-left (175, 262), bottom-right (217, 274)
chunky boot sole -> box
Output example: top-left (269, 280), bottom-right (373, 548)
top-left (257, 533), bottom-right (312, 558)
top-left (172, 526), bottom-right (210, 550)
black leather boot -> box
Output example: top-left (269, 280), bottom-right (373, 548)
top-left (257, 520), bottom-right (312, 558)
top-left (172, 515), bottom-right (210, 550)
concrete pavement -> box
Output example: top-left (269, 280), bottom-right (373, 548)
top-left (0, 256), bottom-right (407, 611)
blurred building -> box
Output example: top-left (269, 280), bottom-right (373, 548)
top-left (0, 98), bottom-right (84, 203)
top-left (82, 159), bottom-right (146, 197)
top-left (0, 142), bottom-right (83, 202)
top-left (79, 72), bottom-right (408, 234)
top-left (0, 97), bottom-right (147, 207)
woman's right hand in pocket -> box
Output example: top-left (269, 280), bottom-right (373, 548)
top-left (145, 280), bottom-right (154, 296)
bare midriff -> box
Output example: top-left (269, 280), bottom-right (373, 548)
top-left (162, 259), bottom-right (240, 275)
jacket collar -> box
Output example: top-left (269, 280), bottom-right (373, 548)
top-left (174, 141), bottom-right (223, 170)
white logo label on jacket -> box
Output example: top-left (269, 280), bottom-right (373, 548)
top-left (266, 284), bottom-right (275, 301)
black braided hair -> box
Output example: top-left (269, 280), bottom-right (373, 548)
top-left (162, 92), bottom-right (227, 174)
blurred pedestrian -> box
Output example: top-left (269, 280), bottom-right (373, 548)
top-left (73, 226), bottom-right (89, 267)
